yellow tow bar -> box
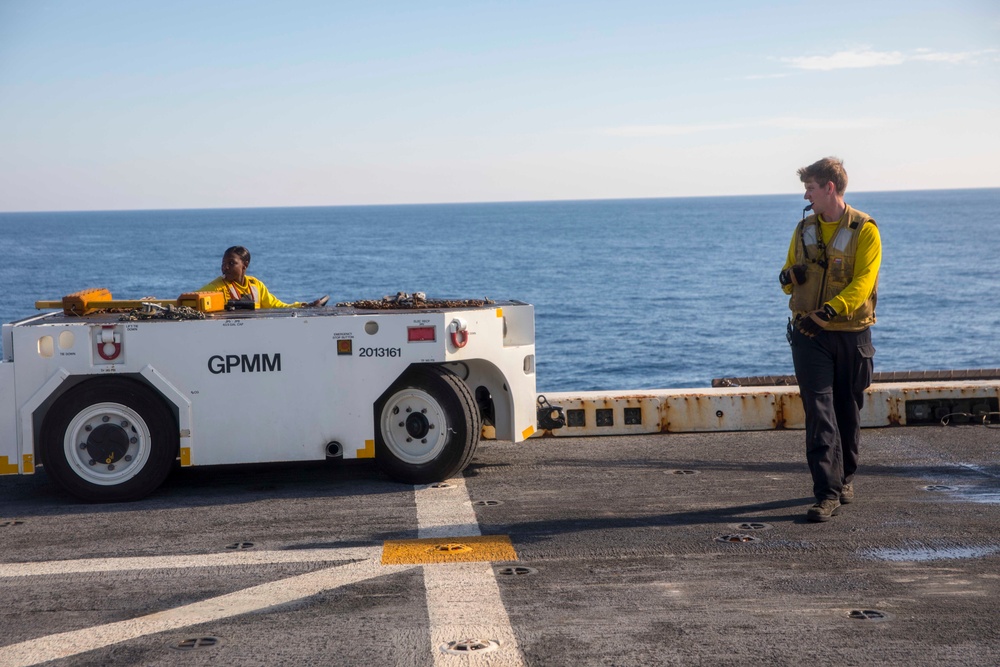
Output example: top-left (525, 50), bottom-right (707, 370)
top-left (35, 288), bottom-right (226, 315)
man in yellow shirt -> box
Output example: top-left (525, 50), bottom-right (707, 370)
top-left (779, 157), bottom-right (881, 522)
top-left (200, 246), bottom-right (328, 309)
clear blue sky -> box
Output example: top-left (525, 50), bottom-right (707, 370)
top-left (1, 0), bottom-right (997, 211)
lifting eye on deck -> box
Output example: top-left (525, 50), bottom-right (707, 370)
top-left (536, 395), bottom-right (566, 430)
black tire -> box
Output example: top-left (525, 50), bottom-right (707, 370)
top-left (40, 377), bottom-right (178, 502)
top-left (374, 365), bottom-right (480, 484)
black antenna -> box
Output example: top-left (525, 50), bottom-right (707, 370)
top-left (802, 203), bottom-right (813, 218)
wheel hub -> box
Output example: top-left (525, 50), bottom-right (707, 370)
top-left (405, 412), bottom-right (430, 439)
top-left (83, 423), bottom-right (129, 465)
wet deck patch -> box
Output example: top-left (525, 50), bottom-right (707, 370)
top-left (860, 544), bottom-right (1000, 562)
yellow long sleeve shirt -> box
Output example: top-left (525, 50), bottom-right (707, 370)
top-left (782, 214), bottom-right (882, 317)
top-left (198, 275), bottom-right (303, 309)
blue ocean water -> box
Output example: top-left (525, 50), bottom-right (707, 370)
top-left (2, 189), bottom-right (998, 392)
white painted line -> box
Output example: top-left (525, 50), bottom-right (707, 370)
top-left (425, 562), bottom-right (524, 666)
top-left (0, 558), bottom-right (414, 667)
top-left (416, 478), bottom-right (482, 539)
top-left (0, 546), bottom-right (381, 578)
top-left (415, 477), bottom-right (526, 666)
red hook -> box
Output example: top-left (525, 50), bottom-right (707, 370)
top-left (449, 319), bottom-right (468, 349)
top-left (97, 326), bottom-right (122, 361)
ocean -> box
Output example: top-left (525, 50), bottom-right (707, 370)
top-left (1, 189), bottom-right (998, 392)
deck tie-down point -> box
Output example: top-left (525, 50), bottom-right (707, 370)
top-left (431, 543), bottom-right (473, 554)
top-left (171, 636), bottom-right (222, 651)
top-left (440, 639), bottom-right (500, 655)
top-left (716, 534), bottom-right (760, 543)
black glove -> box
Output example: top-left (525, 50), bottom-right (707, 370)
top-left (779, 264), bottom-right (807, 286)
top-left (306, 295), bottom-right (330, 308)
top-left (796, 304), bottom-right (837, 337)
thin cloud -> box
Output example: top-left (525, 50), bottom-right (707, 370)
top-left (602, 117), bottom-right (884, 138)
top-left (783, 48), bottom-right (905, 70)
top-left (763, 117), bottom-right (884, 130)
top-left (911, 48), bottom-right (997, 64)
top-left (781, 47), bottom-right (997, 71)
top-left (604, 123), bottom-right (744, 137)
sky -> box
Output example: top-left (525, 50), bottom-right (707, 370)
top-left (1, 0), bottom-right (998, 212)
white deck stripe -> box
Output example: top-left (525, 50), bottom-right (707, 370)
top-left (0, 546), bottom-right (381, 578)
top-left (0, 559), bottom-right (413, 667)
top-left (415, 478), bottom-right (526, 666)
top-left (416, 479), bottom-right (482, 539)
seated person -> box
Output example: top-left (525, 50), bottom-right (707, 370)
top-left (199, 246), bottom-right (328, 309)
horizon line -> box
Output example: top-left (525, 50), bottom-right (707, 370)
top-left (1, 185), bottom-right (997, 216)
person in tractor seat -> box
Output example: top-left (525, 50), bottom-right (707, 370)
top-left (199, 246), bottom-right (329, 309)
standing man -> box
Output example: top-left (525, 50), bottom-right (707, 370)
top-left (780, 157), bottom-right (881, 522)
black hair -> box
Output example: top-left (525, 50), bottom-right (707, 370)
top-left (223, 245), bottom-right (251, 267)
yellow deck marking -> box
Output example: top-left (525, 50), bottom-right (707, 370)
top-left (382, 534), bottom-right (516, 565)
top-left (356, 439), bottom-right (375, 459)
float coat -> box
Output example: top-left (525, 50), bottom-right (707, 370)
top-left (789, 206), bottom-right (877, 332)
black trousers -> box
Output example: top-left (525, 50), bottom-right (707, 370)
top-left (790, 326), bottom-right (875, 501)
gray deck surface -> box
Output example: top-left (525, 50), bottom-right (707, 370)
top-left (1, 424), bottom-right (998, 666)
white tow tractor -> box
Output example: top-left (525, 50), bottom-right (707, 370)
top-left (0, 290), bottom-right (542, 502)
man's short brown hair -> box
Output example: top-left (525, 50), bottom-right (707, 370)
top-left (798, 157), bottom-right (848, 195)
